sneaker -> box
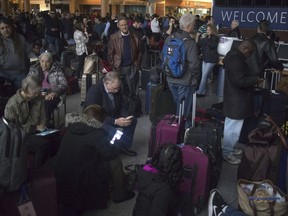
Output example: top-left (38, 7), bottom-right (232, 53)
top-left (223, 153), bottom-right (241, 165)
top-left (233, 148), bottom-right (243, 156)
top-left (208, 189), bottom-right (227, 216)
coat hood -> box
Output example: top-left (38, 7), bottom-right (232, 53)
top-left (65, 112), bottom-right (102, 129)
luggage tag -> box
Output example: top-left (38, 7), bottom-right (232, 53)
top-left (17, 185), bottom-right (37, 216)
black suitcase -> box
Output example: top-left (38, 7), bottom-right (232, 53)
top-left (149, 83), bottom-right (176, 123)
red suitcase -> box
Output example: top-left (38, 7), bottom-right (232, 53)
top-left (0, 167), bottom-right (58, 216)
top-left (179, 144), bottom-right (211, 213)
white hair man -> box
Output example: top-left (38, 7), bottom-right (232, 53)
top-left (227, 20), bottom-right (241, 39)
top-left (164, 13), bottom-right (200, 128)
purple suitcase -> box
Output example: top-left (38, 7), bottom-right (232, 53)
top-left (148, 101), bottom-right (186, 157)
top-left (0, 167), bottom-right (58, 216)
top-left (179, 144), bottom-right (211, 213)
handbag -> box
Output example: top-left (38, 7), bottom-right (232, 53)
top-left (237, 179), bottom-right (288, 216)
top-left (124, 164), bottom-right (143, 191)
top-left (83, 53), bottom-right (98, 74)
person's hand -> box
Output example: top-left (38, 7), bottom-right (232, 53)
top-left (45, 92), bottom-right (56, 100)
top-left (115, 117), bottom-right (132, 127)
top-left (36, 124), bottom-right (46, 132)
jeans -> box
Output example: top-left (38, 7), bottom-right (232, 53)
top-left (102, 117), bottom-right (137, 148)
top-left (197, 61), bottom-right (216, 95)
top-left (222, 117), bottom-right (244, 157)
top-left (0, 72), bottom-right (26, 92)
top-left (168, 83), bottom-right (195, 128)
top-left (76, 52), bottom-right (87, 79)
top-left (119, 65), bottom-right (137, 97)
top-left (46, 35), bottom-right (60, 56)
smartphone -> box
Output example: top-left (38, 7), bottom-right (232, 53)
top-left (36, 129), bottom-right (59, 136)
top-left (126, 116), bottom-right (133, 120)
top-left (110, 130), bottom-right (123, 144)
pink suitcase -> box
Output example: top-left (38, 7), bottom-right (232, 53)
top-left (148, 101), bottom-right (186, 157)
top-left (179, 144), bottom-right (212, 213)
top-left (0, 167), bottom-right (58, 216)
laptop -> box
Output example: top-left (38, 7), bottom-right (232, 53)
top-left (277, 43), bottom-right (288, 68)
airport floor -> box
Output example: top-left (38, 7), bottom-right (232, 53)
top-left (61, 79), bottom-right (240, 216)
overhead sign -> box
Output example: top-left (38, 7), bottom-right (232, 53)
top-left (213, 7), bottom-right (288, 30)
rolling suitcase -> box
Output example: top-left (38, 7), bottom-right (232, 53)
top-left (0, 167), bottom-right (57, 216)
top-left (80, 73), bottom-right (99, 106)
top-left (149, 83), bottom-right (176, 123)
top-left (66, 76), bottom-right (78, 95)
top-left (179, 144), bottom-right (211, 213)
top-left (145, 81), bottom-right (158, 114)
top-left (148, 101), bottom-right (186, 157)
top-left (179, 93), bottom-right (222, 213)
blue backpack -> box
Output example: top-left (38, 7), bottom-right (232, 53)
top-left (162, 35), bottom-right (189, 78)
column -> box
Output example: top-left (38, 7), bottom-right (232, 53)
top-left (148, 3), bottom-right (156, 15)
top-left (69, 0), bottom-right (79, 13)
top-left (18, 0), bottom-right (24, 12)
top-left (24, 0), bottom-right (30, 12)
top-left (1, 0), bottom-right (8, 13)
top-left (101, 0), bottom-right (109, 17)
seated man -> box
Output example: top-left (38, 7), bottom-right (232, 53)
top-left (47, 106), bottom-right (135, 215)
top-left (85, 71), bottom-right (137, 156)
top-left (4, 76), bottom-right (52, 167)
top-left (27, 51), bottom-right (67, 127)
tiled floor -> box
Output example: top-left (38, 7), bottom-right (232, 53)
top-left (62, 80), bottom-right (240, 216)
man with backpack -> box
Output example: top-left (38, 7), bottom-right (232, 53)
top-left (162, 13), bottom-right (200, 128)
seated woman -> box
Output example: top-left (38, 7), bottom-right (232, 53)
top-left (27, 51), bottom-right (67, 127)
top-left (4, 76), bottom-right (52, 167)
top-left (47, 105), bottom-right (135, 216)
top-left (133, 143), bottom-right (189, 216)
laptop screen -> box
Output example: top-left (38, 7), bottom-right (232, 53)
top-left (231, 40), bottom-right (242, 49)
top-left (277, 43), bottom-right (288, 61)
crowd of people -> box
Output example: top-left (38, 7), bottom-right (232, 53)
top-left (0, 7), bottom-right (286, 216)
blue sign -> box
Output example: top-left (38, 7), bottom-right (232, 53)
top-left (213, 7), bottom-right (288, 30)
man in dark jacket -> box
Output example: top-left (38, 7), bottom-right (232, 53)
top-left (227, 20), bottom-right (241, 39)
top-left (85, 71), bottom-right (137, 156)
top-left (247, 20), bottom-right (283, 77)
top-left (222, 39), bottom-right (263, 165)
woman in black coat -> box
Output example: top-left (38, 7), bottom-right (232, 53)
top-left (48, 109), bottom-right (134, 215)
top-left (133, 144), bottom-right (192, 216)
top-left (196, 23), bottom-right (219, 97)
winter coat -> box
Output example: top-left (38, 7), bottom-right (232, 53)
top-left (47, 112), bottom-right (119, 210)
top-left (133, 169), bottom-right (176, 216)
top-left (199, 34), bottom-right (219, 63)
top-left (28, 61), bottom-right (67, 96)
top-left (247, 33), bottom-right (283, 77)
top-left (108, 30), bottom-right (142, 71)
top-left (166, 30), bottom-right (200, 87)
top-left (85, 79), bottom-right (129, 126)
top-left (223, 48), bottom-right (259, 119)
top-left (227, 27), bottom-right (241, 39)
top-left (4, 90), bottom-right (46, 133)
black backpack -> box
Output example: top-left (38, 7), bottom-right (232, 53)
top-left (0, 117), bottom-right (27, 192)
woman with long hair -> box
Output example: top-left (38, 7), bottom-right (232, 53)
top-left (73, 20), bottom-right (89, 79)
top-left (133, 143), bottom-right (184, 216)
top-left (196, 23), bottom-right (219, 97)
